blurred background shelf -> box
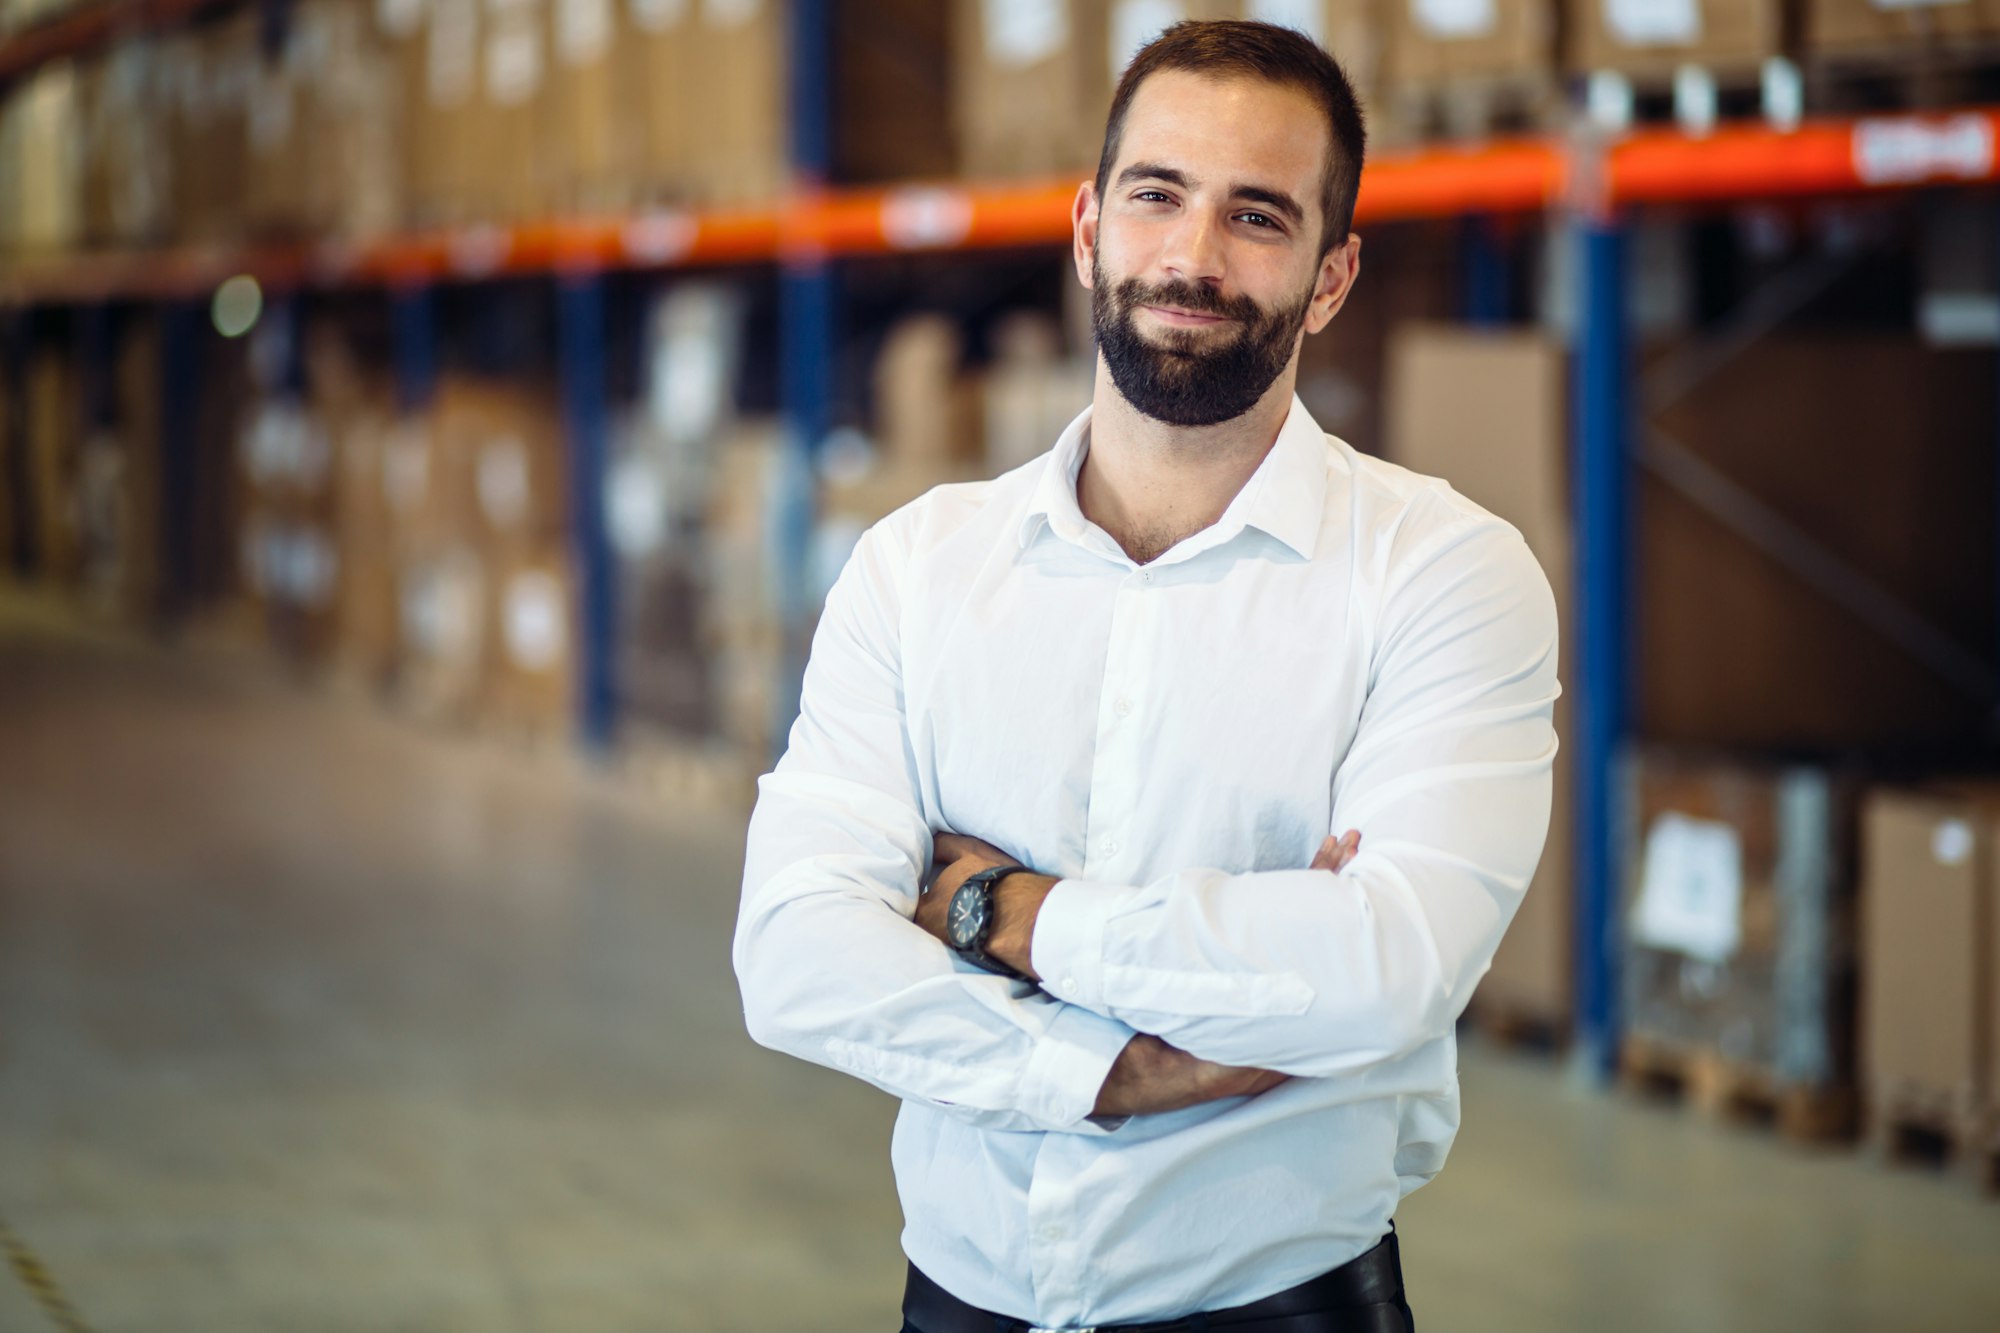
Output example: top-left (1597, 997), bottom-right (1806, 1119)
top-left (4, 0), bottom-right (1999, 1191)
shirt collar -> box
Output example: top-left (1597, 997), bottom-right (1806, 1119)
top-left (1018, 395), bottom-right (1328, 562)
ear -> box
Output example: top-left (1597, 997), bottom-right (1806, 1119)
top-left (1302, 233), bottom-right (1362, 336)
top-left (1073, 181), bottom-right (1100, 292)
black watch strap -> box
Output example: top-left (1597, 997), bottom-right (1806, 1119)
top-left (948, 864), bottom-right (1033, 980)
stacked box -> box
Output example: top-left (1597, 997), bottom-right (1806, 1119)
top-left (1385, 324), bottom-right (1572, 1026)
top-left (622, 0), bottom-right (696, 203)
top-left (702, 417), bottom-right (788, 759)
top-left (235, 394), bottom-right (343, 660)
top-left (429, 376), bottom-right (575, 730)
top-left (1389, 0), bottom-right (1559, 83)
top-left (1808, 0), bottom-right (2000, 56)
top-left (690, 0), bottom-right (787, 205)
top-left (980, 311), bottom-right (1093, 476)
top-left (1642, 336), bottom-right (1995, 751)
top-left (164, 12), bottom-right (255, 245)
top-left (78, 42), bottom-right (173, 247)
top-left (311, 0), bottom-right (409, 238)
top-left (834, 0), bottom-right (957, 183)
top-left (0, 59), bottom-right (83, 254)
top-left (1622, 752), bottom-right (1858, 1096)
top-left (1570, 0), bottom-right (1787, 78)
top-left (546, 0), bottom-right (635, 210)
top-left (1242, 1), bottom-right (1389, 119)
top-left (23, 345), bottom-right (81, 583)
top-left (412, 0), bottom-right (485, 223)
top-left (1860, 789), bottom-right (1998, 1131)
top-left (955, 0), bottom-right (1109, 179)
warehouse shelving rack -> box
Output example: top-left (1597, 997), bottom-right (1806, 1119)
top-left (6, 0), bottom-right (2000, 1077)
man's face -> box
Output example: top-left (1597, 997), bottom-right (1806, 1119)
top-left (1081, 70), bottom-right (1350, 429)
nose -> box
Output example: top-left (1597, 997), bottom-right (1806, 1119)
top-left (1157, 207), bottom-right (1225, 290)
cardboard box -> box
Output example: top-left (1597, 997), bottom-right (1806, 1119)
top-left (164, 12), bottom-right (254, 245)
top-left (874, 315), bottom-right (983, 467)
top-left (1242, 1), bottom-right (1389, 115)
top-left (1622, 752), bottom-right (1857, 1091)
top-left (623, 0), bottom-right (696, 201)
top-left (1860, 788), bottom-right (1996, 1120)
top-left (1385, 325), bottom-right (1572, 1023)
top-left (835, 0), bottom-right (957, 183)
top-left (477, 0), bottom-right (552, 219)
top-left (1642, 335), bottom-right (1995, 751)
top-left (1570, 0), bottom-right (1786, 77)
top-left (25, 346), bottom-right (80, 583)
top-left (413, 0), bottom-right (484, 223)
top-left (545, 0), bottom-right (635, 209)
top-left (78, 42), bottom-right (172, 247)
top-left (1808, 0), bottom-right (2000, 56)
top-left (955, 0), bottom-right (1104, 179)
top-left (688, 0), bottom-right (786, 205)
top-left (429, 376), bottom-right (568, 548)
top-left (1, 60), bottom-right (83, 253)
top-left (1388, 0), bottom-right (1559, 86)
top-left (485, 544), bottom-right (576, 731)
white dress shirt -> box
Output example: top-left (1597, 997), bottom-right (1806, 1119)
top-left (735, 395), bottom-right (1559, 1329)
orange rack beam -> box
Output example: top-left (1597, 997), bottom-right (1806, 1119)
top-left (6, 107), bottom-right (2000, 307)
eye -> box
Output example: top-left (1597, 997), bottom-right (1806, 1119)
top-left (1236, 211), bottom-right (1280, 230)
top-left (1133, 189), bottom-right (1174, 204)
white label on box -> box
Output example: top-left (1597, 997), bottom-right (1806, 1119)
top-left (477, 437), bottom-right (533, 530)
top-left (1932, 818), bottom-right (1975, 867)
top-left (377, 0), bottom-right (428, 39)
top-left (1249, 0), bottom-right (1326, 44)
top-left (703, 0), bottom-right (761, 26)
top-left (1854, 114), bottom-right (1995, 185)
top-left (607, 454), bottom-right (669, 558)
top-left (984, 0), bottom-right (1067, 69)
top-left (1633, 812), bottom-right (1744, 964)
top-left (1412, 0), bottom-right (1496, 40)
top-left (558, 0), bottom-right (614, 64)
top-left (1606, 0), bottom-right (1700, 46)
top-left (1111, 0), bottom-right (1187, 85)
top-left (628, 0), bottom-right (688, 34)
top-left (506, 570), bottom-right (567, 671)
top-left (486, 23), bottom-right (544, 106)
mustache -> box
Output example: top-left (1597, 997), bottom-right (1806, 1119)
top-left (1115, 277), bottom-right (1264, 324)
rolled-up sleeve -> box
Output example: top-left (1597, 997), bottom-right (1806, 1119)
top-left (735, 516), bottom-right (1135, 1133)
top-left (1030, 514), bottom-right (1560, 1078)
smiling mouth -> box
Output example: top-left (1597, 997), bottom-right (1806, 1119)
top-left (1143, 305), bottom-right (1234, 327)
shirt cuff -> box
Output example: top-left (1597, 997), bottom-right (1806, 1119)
top-left (1031, 877), bottom-right (1121, 1013)
top-left (1018, 1000), bottom-right (1134, 1129)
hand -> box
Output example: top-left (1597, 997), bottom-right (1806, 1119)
top-left (913, 832), bottom-right (1017, 943)
top-left (1092, 830), bottom-right (1360, 1118)
top-left (1093, 1034), bottom-right (1291, 1117)
top-left (1312, 829), bottom-right (1361, 873)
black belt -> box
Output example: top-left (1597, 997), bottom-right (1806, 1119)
top-left (902, 1228), bottom-right (1411, 1333)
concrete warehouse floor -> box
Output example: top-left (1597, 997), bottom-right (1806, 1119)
top-left (3, 604), bottom-right (1999, 1333)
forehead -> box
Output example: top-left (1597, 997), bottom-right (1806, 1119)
top-left (1113, 69), bottom-right (1331, 202)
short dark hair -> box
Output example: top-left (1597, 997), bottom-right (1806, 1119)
top-left (1094, 20), bottom-right (1368, 256)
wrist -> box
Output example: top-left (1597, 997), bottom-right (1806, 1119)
top-left (987, 872), bottom-right (1058, 981)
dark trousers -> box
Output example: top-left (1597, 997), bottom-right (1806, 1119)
top-left (899, 1228), bottom-right (1415, 1333)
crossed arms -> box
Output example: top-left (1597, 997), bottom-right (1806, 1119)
top-left (734, 507), bottom-right (1560, 1134)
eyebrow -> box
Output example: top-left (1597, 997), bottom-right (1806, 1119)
top-left (1113, 162), bottom-right (1307, 228)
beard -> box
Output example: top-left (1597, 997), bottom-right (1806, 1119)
top-left (1090, 250), bottom-right (1312, 429)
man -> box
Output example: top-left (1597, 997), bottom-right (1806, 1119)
top-left (736, 20), bottom-right (1558, 1333)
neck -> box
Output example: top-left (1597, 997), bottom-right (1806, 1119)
top-left (1078, 359), bottom-right (1297, 565)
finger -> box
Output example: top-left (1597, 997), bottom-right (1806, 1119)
top-left (1331, 830), bottom-right (1361, 872)
top-left (1308, 834), bottom-right (1341, 871)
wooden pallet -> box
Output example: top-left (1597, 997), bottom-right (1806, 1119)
top-left (1461, 994), bottom-right (1568, 1054)
top-left (1620, 1032), bottom-right (1858, 1144)
top-left (1865, 1084), bottom-right (2000, 1196)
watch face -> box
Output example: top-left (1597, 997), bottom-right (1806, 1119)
top-left (946, 881), bottom-right (990, 950)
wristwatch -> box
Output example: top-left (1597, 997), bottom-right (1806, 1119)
top-left (945, 863), bottom-right (1033, 980)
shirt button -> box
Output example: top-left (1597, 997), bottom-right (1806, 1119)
top-left (1038, 1224), bottom-right (1066, 1242)
top-left (1061, 974), bottom-right (1077, 992)
top-left (1114, 697), bottom-right (1133, 718)
top-left (1101, 839), bottom-right (1119, 856)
